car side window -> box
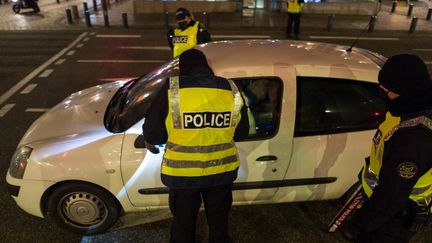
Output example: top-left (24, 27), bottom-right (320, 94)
top-left (295, 77), bottom-right (386, 137)
top-left (233, 77), bottom-right (283, 139)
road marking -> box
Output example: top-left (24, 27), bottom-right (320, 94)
top-left (0, 32), bottom-right (88, 106)
top-left (96, 35), bottom-right (142, 38)
top-left (426, 61), bottom-right (432, 65)
top-left (55, 59), bottom-right (66, 65)
top-left (413, 49), bottom-right (432, 51)
top-left (118, 46), bottom-right (171, 51)
top-left (213, 35), bottom-right (272, 39)
top-left (77, 60), bottom-right (166, 63)
top-left (38, 69), bottom-right (54, 78)
top-left (25, 108), bottom-right (50, 112)
top-left (76, 43), bottom-right (84, 48)
top-left (99, 77), bottom-right (137, 82)
top-left (67, 50), bottom-right (76, 56)
top-left (90, 32), bottom-right (96, 35)
top-left (84, 37), bottom-right (90, 41)
top-left (0, 104), bottom-right (15, 117)
top-left (20, 84), bottom-right (38, 94)
top-left (309, 36), bottom-right (399, 40)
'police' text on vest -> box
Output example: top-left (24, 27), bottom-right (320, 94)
top-left (183, 112), bottom-right (231, 129)
top-left (173, 36), bottom-right (188, 44)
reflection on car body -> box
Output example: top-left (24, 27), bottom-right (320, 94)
top-left (7, 40), bottom-right (387, 234)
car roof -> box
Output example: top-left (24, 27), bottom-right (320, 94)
top-left (196, 40), bottom-right (385, 81)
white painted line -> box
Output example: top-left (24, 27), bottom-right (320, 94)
top-left (0, 32), bottom-right (88, 106)
top-left (0, 104), bottom-right (15, 117)
top-left (25, 108), bottom-right (50, 112)
top-left (426, 61), bottom-right (432, 65)
top-left (96, 35), bottom-right (142, 38)
top-left (99, 77), bottom-right (137, 82)
top-left (76, 43), bottom-right (84, 48)
top-left (309, 36), bottom-right (399, 41)
top-left (77, 60), bottom-right (166, 63)
top-left (67, 50), bottom-right (76, 56)
top-left (213, 35), bottom-right (272, 39)
top-left (413, 49), bottom-right (432, 51)
top-left (90, 32), bottom-right (96, 35)
top-left (55, 59), bottom-right (66, 65)
top-left (84, 37), bottom-right (90, 41)
top-left (38, 69), bottom-right (54, 78)
top-left (20, 84), bottom-right (38, 94)
top-left (118, 46), bottom-right (171, 51)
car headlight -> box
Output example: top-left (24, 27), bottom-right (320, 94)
top-left (9, 146), bottom-right (33, 179)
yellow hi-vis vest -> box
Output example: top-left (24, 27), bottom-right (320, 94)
top-left (172, 21), bottom-right (199, 58)
top-left (362, 112), bottom-right (432, 210)
top-left (287, 0), bottom-right (304, 13)
top-left (162, 76), bottom-right (243, 179)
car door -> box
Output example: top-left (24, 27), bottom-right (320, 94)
top-left (231, 65), bottom-right (297, 203)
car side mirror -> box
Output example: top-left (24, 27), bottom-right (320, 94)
top-left (134, 134), bottom-right (147, 148)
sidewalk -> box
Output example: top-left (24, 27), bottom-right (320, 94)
top-left (0, 0), bottom-right (431, 32)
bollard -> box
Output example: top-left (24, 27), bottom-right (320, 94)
top-left (71, 5), bottom-right (79, 19)
top-left (409, 17), bottom-right (418, 33)
top-left (427, 8), bottom-right (432, 20)
top-left (367, 15), bottom-right (377, 33)
top-left (66, 9), bottom-right (73, 24)
top-left (391, 1), bottom-right (397, 13)
top-left (164, 12), bottom-right (169, 29)
top-left (93, 0), bottom-right (97, 11)
top-left (83, 2), bottom-right (88, 12)
top-left (407, 3), bottom-right (414, 16)
top-left (122, 13), bottom-right (129, 29)
top-left (326, 15), bottom-right (334, 31)
top-left (101, 0), bottom-right (107, 12)
top-left (85, 11), bottom-right (92, 27)
top-left (203, 12), bottom-right (209, 28)
top-left (103, 11), bottom-right (110, 28)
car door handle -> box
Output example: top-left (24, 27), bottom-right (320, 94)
top-left (256, 155), bottom-right (278, 162)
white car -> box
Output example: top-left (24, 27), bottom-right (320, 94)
top-left (7, 40), bottom-right (387, 234)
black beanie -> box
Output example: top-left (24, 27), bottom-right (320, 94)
top-left (378, 54), bottom-right (431, 96)
top-left (179, 49), bottom-right (213, 76)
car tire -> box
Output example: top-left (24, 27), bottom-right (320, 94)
top-left (12, 5), bottom-right (21, 13)
top-left (46, 182), bottom-right (120, 235)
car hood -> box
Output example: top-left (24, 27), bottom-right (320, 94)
top-left (18, 81), bottom-right (127, 146)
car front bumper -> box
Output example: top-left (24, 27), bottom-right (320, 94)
top-left (6, 172), bottom-right (55, 218)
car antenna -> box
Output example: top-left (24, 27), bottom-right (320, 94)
top-left (346, 16), bottom-right (376, 53)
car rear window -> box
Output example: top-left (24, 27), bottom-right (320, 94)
top-left (295, 77), bottom-right (386, 137)
top-left (233, 77), bottom-right (283, 140)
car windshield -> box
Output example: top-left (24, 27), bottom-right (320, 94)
top-left (104, 59), bottom-right (179, 133)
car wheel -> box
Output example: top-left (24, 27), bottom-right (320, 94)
top-left (47, 182), bottom-right (120, 235)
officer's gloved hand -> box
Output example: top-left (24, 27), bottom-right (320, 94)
top-left (340, 216), bottom-right (361, 242)
top-left (145, 141), bottom-right (160, 154)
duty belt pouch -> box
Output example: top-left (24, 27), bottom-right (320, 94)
top-left (409, 202), bottom-right (432, 233)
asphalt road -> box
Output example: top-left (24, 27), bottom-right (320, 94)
top-left (0, 29), bottom-right (431, 242)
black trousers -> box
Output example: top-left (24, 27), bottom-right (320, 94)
top-left (168, 184), bottom-right (233, 243)
top-left (286, 12), bottom-right (301, 36)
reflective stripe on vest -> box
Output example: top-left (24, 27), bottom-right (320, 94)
top-left (163, 76), bottom-right (242, 178)
top-left (362, 112), bottom-right (432, 208)
top-left (173, 21), bottom-right (199, 58)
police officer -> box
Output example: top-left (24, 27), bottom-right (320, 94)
top-left (286, 0), bottom-right (304, 39)
top-left (167, 8), bottom-right (211, 58)
top-left (341, 54), bottom-right (432, 242)
top-left (143, 49), bottom-right (249, 243)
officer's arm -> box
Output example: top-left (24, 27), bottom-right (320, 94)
top-left (234, 98), bottom-right (250, 141)
top-left (355, 128), bottom-right (432, 233)
top-left (197, 23), bottom-right (211, 44)
top-left (167, 28), bottom-right (174, 50)
top-left (143, 81), bottom-right (169, 146)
